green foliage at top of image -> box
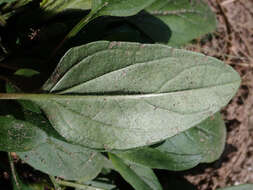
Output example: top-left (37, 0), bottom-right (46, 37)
top-left (0, 0), bottom-right (17, 5)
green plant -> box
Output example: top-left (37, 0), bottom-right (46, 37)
top-left (0, 0), bottom-right (246, 189)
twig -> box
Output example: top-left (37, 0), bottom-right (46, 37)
top-left (149, 9), bottom-right (202, 16)
top-left (8, 152), bottom-right (20, 189)
top-left (216, 0), bottom-right (232, 34)
top-left (49, 176), bottom-right (62, 190)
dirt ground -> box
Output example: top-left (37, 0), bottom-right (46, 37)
top-left (184, 0), bottom-right (253, 189)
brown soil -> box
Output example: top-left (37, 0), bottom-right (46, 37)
top-left (184, 0), bottom-right (253, 189)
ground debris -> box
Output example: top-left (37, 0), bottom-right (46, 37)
top-left (184, 0), bottom-right (253, 189)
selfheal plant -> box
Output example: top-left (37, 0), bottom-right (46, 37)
top-left (0, 0), bottom-right (244, 189)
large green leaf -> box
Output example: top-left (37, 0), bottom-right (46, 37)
top-left (92, 0), bottom-right (156, 17)
top-left (116, 112), bottom-right (226, 171)
top-left (0, 41), bottom-right (240, 150)
top-left (217, 184), bottom-right (253, 190)
top-left (109, 153), bottom-right (162, 190)
top-left (145, 0), bottom-right (216, 46)
top-left (0, 116), bottom-right (47, 152)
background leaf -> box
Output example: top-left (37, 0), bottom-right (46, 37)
top-left (14, 69), bottom-right (40, 78)
top-left (69, 16), bottom-right (155, 45)
top-left (116, 112), bottom-right (226, 171)
top-left (109, 153), bottom-right (162, 190)
top-left (145, 0), bottom-right (216, 46)
top-left (40, 0), bottom-right (92, 18)
top-left (39, 41), bottom-right (239, 150)
top-left (92, 0), bottom-right (156, 17)
top-left (217, 184), bottom-right (253, 190)
top-left (125, 162), bottom-right (162, 190)
top-left (0, 0), bottom-right (18, 5)
top-left (17, 111), bottom-right (106, 181)
top-left (0, 116), bottom-right (47, 152)
top-left (126, 12), bottom-right (172, 43)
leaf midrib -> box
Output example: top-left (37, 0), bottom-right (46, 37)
top-left (0, 80), bottom-right (240, 101)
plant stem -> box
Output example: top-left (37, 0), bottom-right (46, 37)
top-left (66, 2), bottom-right (108, 39)
top-left (0, 15), bottom-right (6, 26)
top-left (82, 180), bottom-right (116, 190)
top-left (40, 0), bottom-right (49, 7)
top-left (49, 176), bottom-right (62, 190)
top-left (51, 2), bottom-right (108, 58)
top-left (0, 93), bottom-right (39, 100)
top-left (55, 178), bottom-right (105, 190)
top-left (8, 152), bottom-right (20, 189)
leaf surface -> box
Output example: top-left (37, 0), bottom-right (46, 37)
top-left (0, 41), bottom-right (240, 150)
top-left (92, 0), bottom-right (156, 16)
top-left (117, 112), bottom-right (226, 171)
top-left (109, 153), bottom-right (162, 190)
top-left (145, 0), bottom-right (216, 46)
